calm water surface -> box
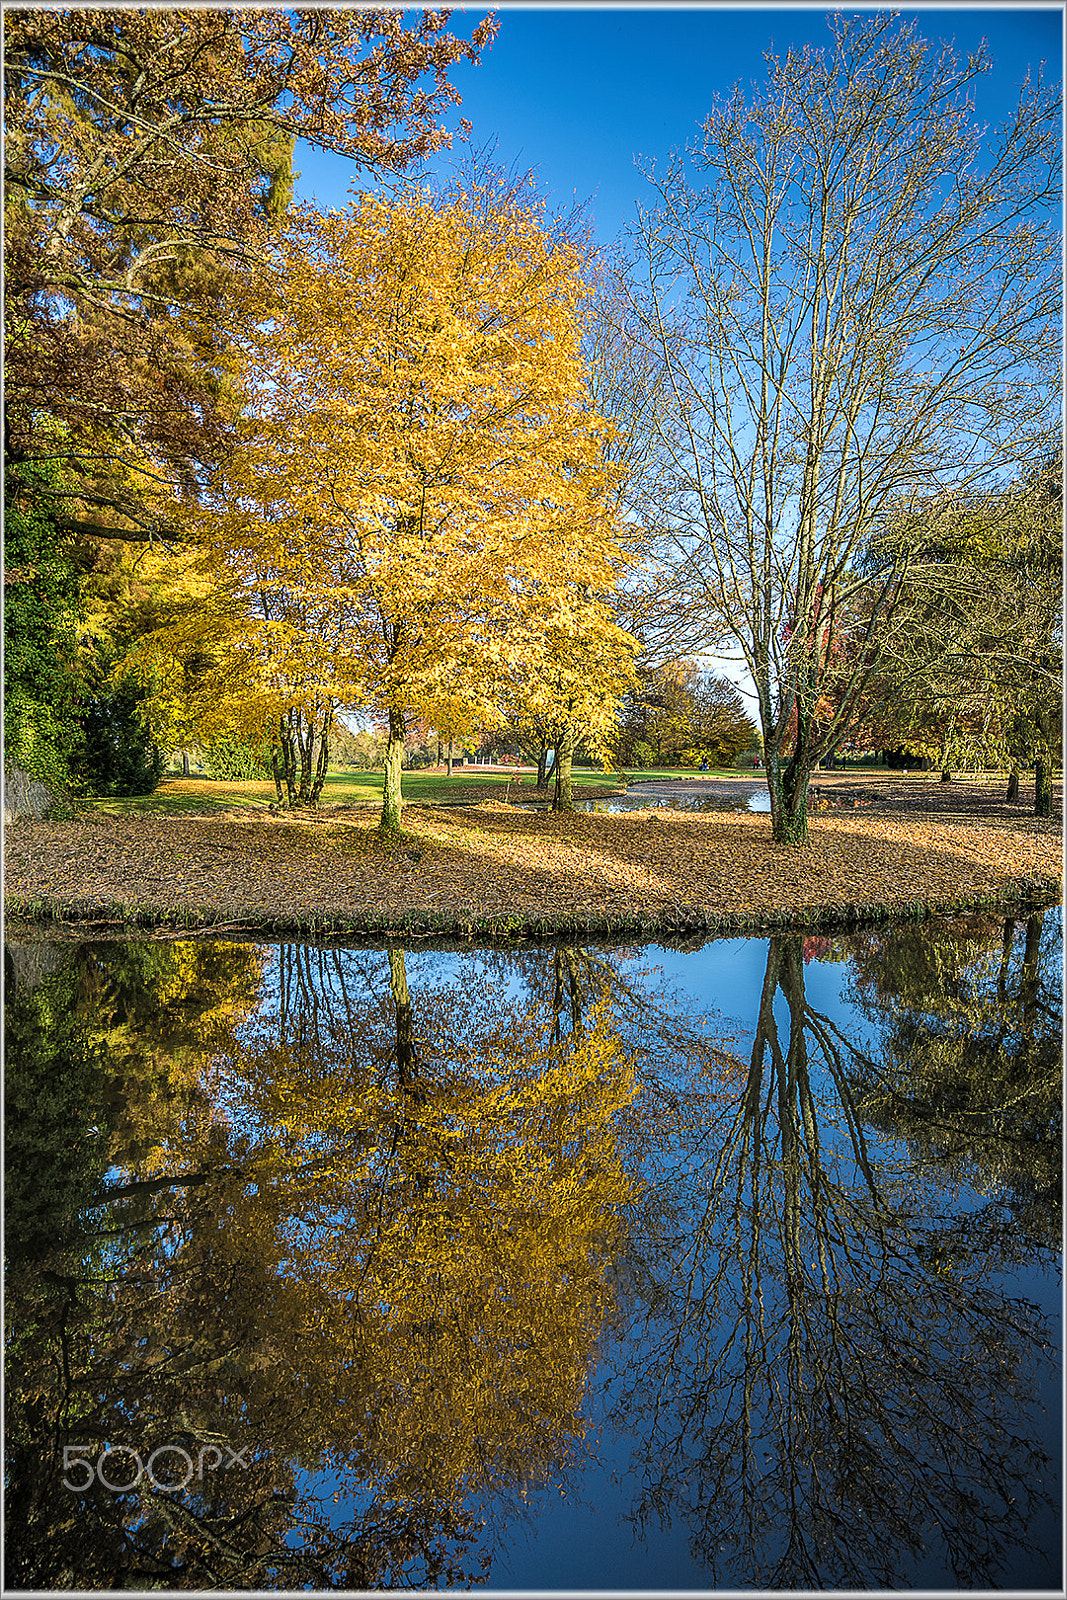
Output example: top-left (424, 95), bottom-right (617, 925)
top-left (519, 782), bottom-right (773, 814)
top-left (5, 909), bottom-right (1061, 1592)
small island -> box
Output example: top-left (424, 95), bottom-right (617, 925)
top-left (6, 767), bottom-right (1060, 941)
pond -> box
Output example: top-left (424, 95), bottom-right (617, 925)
top-left (5, 908), bottom-right (1061, 1591)
top-left (519, 780), bottom-right (773, 814)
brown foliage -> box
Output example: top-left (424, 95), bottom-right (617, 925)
top-left (4, 8), bottom-right (497, 534)
top-left (5, 787), bottom-right (1059, 935)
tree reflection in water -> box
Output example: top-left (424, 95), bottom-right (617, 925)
top-left (614, 918), bottom-right (1060, 1590)
top-left (4, 916), bottom-right (1059, 1590)
top-left (845, 911), bottom-right (1062, 1267)
top-left (6, 938), bottom-right (639, 1588)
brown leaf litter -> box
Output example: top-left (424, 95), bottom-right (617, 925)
top-left (5, 783), bottom-right (1060, 938)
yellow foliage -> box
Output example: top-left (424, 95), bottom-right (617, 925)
top-left (154, 183), bottom-right (636, 754)
top-left (193, 955), bottom-right (639, 1499)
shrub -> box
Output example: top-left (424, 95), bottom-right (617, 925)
top-left (203, 736), bottom-right (272, 781)
top-left (72, 677), bottom-right (164, 797)
top-left (4, 461), bottom-right (84, 793)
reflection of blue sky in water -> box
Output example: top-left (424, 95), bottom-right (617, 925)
top-left (484, 914), bottom-right (1062, 1591)
top-left (516, 783), bottom-right (773, 814)
top-left (8, 916), bottom-right (1054, 1588)
top-left (578, 790), bottom-right (772, 815)
top-left (253, 913), bottom-right (1060, 1590)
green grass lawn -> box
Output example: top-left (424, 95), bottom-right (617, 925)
top-left (82, 763), bottom-right (755, 817)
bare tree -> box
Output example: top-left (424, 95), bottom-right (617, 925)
top-left (626, 13), bottom-right (1060, 842)
top-left (584, 276), bottom-right (719, 674)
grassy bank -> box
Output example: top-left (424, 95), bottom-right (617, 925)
top-left (87, 764), bottom-right (1058, 820)
top-left (83, 767), bottom-right (646, 816)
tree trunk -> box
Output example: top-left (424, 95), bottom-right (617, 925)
top-left (388, 947), bottom-right (417, 1089)
top-left (939, 714), bottom-right (956, 783)
top-left (446, 737), bottom-right (453, 779)
top-left (1006, 765), bottom-right (1020, 802)
top-left (274, 714), bottom-right (297, 805)
top-left (553, 721), bottom-right (576, 811)
top-left (284, 723), bottom-right (296, 805)
top-left (381, 707), bottom-right (405, 833)
top-left (765, 752), bottom-right (811, 844)
top-left (552, 944), bottom-right (584, 1041)
top-left (1020, 914), bottom-right (1042, 1028)
top-left (181, 750), bottom-right (190, 777)
top-left (537, 744), bottom-right (549, 789)
top-left (297, 719), bottom-right (314, 803)
top-left (997, 917), bottom-right (1015, 1003)
top-left (86, 1167), bottom-right (240, 1208)
top-left (309, 717), bottom-right (329, 806)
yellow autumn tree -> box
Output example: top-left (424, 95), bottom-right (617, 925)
top-left (152, 177), bottom-right (635, 826)
top-left (216, 953), bottom-right (638, 1507)
top-left (35, 940), bottom-right (640, 1568)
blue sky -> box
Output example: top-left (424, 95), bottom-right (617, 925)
top-left (294, 6), bottom-right (1060, 703)
top-left (294, 6), bottom-right (1063, 250)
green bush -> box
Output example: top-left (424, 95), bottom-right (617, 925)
top-left (72, 676), bottom-right (164, 796)
top-left (3, 461), bottom-right (84, 793)
top-left (203, 735), bottom-right (272, 781)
